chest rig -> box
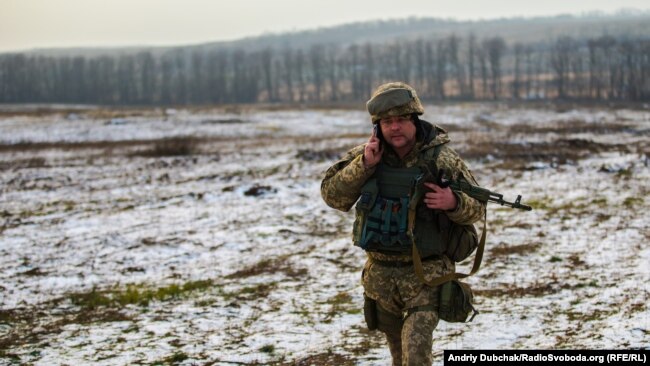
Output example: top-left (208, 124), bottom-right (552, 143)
top-left (352, 147), bottom-right (450, 258)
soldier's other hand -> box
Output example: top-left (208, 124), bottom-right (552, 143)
top-left (423, 182), bottom-right (457, 211)
top-left (363, 132), bottom-right (383, 169)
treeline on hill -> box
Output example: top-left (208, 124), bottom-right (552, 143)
top-left (1, 34), bottom-right (649, 104)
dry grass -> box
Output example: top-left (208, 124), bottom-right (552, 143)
top-left (509, 120), bottom-right (638, 135)
top-left (0, 136), bottom-right (216, 160)
top-left (0, 139), bottom-right (156, 153)
top-left (225, 256), bottom-right (307, 280)
top-left (460, 137), bottom-right (630, 170)
top-left (0, 157), bottom-right (47, 170)
top-left (0, 307), bottom-right (132, 351)
top-left (489, 243), bottom-right (542, 258)
top-left (474, 282), bottom-right (558, 298)
top-left (292, 352), bottom-right (356, 366)
top-left (130, 137), bottom-right (199, 157)
top-left (296, 148), bottom-right (346, 162)
top-left (0, 279), bottom-right (216, 351)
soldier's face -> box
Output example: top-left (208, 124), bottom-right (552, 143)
top-left (379, 115), bottom-right (417, 150)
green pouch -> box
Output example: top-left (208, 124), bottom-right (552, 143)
top-left (439, 280), bottom-right (479, 323)
top-left (363, 295), bottom-right (404, 333)
top-left (376, 303), bottom-right (403, 334)
top-left (363, 294), bottom-right (378, 331)
top-left (445, 223), bottom-right (479, 263)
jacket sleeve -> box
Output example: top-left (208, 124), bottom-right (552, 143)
top-left (437, 146), bottom-right (486, 225)
top-left (321, 145), bottom-right (376, 212)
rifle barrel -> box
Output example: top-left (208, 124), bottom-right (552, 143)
top-left (449, 180), bottom-right (532, 211)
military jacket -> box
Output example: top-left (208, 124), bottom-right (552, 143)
top-left (321, 120), bottom-right (485, 262)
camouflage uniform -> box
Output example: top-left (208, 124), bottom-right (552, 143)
top-left (320, 83), bottom-right (484, 366)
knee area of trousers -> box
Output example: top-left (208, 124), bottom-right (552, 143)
top-left (403, 308), bottom-right (439, 333)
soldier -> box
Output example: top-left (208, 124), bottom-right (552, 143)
top-left (321, 82), bottom-right (485, 365)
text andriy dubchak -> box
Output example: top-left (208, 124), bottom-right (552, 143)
top-left (446, 352), bottom-right (607, 364)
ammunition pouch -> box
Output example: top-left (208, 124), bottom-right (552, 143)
top-left (363, 294), bottom-right (378, 331)
top-left (363, 294), bottom-right (404, 333)
top-left (377, 304), bottom-right (404, 334)
top-left (439, 280), bottom-right (478, 323)
top-left (355, 194), bottom-right (411, 253)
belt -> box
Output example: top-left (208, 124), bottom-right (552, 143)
top-left (371, 255), bottom-right (442, 267)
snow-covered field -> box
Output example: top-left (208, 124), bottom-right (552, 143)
top-left (0, 103), bottom-right (648, 365)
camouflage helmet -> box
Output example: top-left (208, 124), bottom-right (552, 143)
top-left (366, 82), bottom-right (424, 123)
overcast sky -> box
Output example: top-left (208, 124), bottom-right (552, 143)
top-left (1, 0), bottom-right (649, 53)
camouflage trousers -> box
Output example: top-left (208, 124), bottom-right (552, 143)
top-left (361, 256), bottom-right (454, 366)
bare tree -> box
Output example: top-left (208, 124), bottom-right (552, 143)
top-left (423, 41), bottom-right (435, 99)
top-left (513, 43), bottom-right (524, 99)
top-left (524, 45), bottom-right (534, 99)
top-left (117, 55), bottom-right (136, 104)
top-left (309, 44), bottom-right (325, 102)
top-left (399, 43), bottom-right (412, 84)
top-left (551, 36), bottom-right (576, 99)
top-left (260, 48), bottom-right (275, 102)
top-left (435, 39), bottom-right (447, 100)
top-left (137, 52), bottom-right (156, 104)
top-left (477, 44), bottom-right (489, 99)
top-left (588, 38), bottom-right (600, 99)
top-left (325, 44), bottom-right (340, 102)
top-left (467, 34), bottom-right (477, 100)
top-left (362, 43), bottom-right (374, 97)
top-left (640, 40), bottom-right (650, 100)
top-left (231, 49), bottom-right (247, 102)
top-left (446, 35), bottom-right (464, 98)
top-left (281, 47), bottom-right (295, 102)
top-left (483, 37), bottom-right (506, 99)
top-left (348, 44), bottom-right (362, 100)
top-left (295, 49), bottom-right (306, 102)
top-left (414, 39), bottom-right (427, 95)
top-left (206, 50), bottom-right (228, 104)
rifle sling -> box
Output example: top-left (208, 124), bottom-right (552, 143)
top-left (408, 142), bottom-right (486, 287)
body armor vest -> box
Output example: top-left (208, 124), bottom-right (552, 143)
top-left (353, 162), bottom-right (450, 258)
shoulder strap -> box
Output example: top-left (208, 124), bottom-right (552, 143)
top-left (407, 144), bottom-right (444, 235)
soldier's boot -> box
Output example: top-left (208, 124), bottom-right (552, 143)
top-left (401, 309), bottom-right (438, 366)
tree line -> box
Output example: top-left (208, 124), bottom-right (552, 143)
top-left (1, 34), bottom-right (649, 104)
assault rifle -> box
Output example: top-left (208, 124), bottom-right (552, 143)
top-left (408, 166), bottom-right (531, 291)
top-left (415, 166), bottom-right (533, 211)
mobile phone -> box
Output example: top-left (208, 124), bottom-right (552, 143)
top-left (373, 124), bottom-right (382, 149)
